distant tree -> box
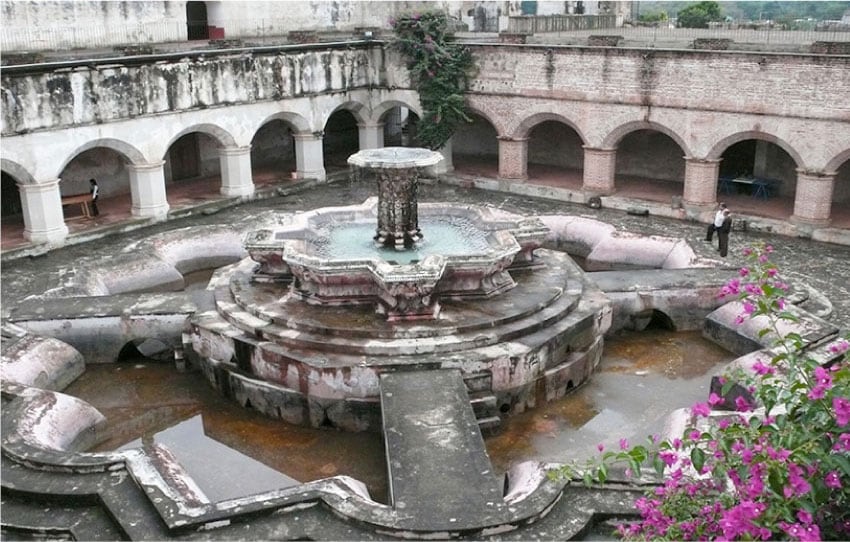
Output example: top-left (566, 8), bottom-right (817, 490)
top-left (639, 10), bottom-right (668, 24)
top-left (677, 1), bottom-right (722, 28)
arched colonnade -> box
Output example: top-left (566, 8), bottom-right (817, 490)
top-left (3, 91), bottom-right (849, 246)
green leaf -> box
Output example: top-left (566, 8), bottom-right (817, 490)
top-left (691, 447), bottom-right (706, 473)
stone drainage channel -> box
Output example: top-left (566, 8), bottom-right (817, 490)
top-left (2, 182), bottom-right (847, 540)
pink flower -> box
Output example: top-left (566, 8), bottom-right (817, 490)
top-left (825, 470), bottom-right (841, 489)
top-left (752, 361), bottom-right (775, 376)
top-left (692, 402), bottom-right (711, 417)
top-left (597, 442), bottom-right (604, 452)
top-left (797, 509), bottom-right (813, 524)
top-left (829, 339), bottom-right (850, 354)
top-left (739, 267), bottom-right (750, 277)
top-left (619, 438), bottom-right (629, 450)
top-left (708, 392), bottom-right (723, 406)
top-left (766, 268), bottom-right (778, 277)
top-left (735, 396), bottom-right (752, 412)
top-left (834, 396), bottom-right (850, 426)
top-left (743, 301), bottom-right (756, 314)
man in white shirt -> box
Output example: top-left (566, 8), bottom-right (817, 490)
top-left (89, 179), bottom-right (100, 217)
top-left (705, 202), bottom-right (727, 242)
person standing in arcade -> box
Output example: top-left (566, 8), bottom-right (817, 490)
top-left (89, 179), bottom-right (100, 217)
top-left (717, 208), bottom-right (733, 257)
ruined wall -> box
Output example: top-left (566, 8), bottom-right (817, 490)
top-left (467, 45), bottom-right (850, 124)
top-left (1, 45), bottom-right (385, 136)
top-left (0, 1), bottom-right (466, 53)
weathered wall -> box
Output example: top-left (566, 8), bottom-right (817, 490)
top-left (0, 1), bottom-right (456, 53)
top-left (3, 43), bottom-right (849, 182)
top-left (1, 44), bottom-right (386, 137)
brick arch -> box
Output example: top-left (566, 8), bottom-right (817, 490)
top-left (253, 111), bottom-right (311, 135)
top-left (0, 158), bottom-right (36, 185)
top-left (511, 112), bottom-right (587, 144)
top-left (825, 148), bottom-right (850, 174)
top-left (706, 131), bottom-right (803, 169)
top-left (601, 120), bottom-right (691, 157)
top-left (465, 104), bottom-right (509, 138)
top-left (57, 138), bottom-right (147, 174)
top-left (371, 99), bottom-right (424, 123)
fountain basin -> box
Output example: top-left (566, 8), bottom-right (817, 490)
top-left (245, 198), bottom-right (548, 321)
top-left (189, 248), bottom-right (612, 431)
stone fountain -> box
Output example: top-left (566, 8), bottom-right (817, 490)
top-left (189, 147), bottom-right (612, 431)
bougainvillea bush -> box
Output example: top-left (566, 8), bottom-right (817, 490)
top-left (555, 243), bottom-right (850, 540)
top-left (390, 11), bottom-right (475, 150)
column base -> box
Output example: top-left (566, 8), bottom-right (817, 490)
top-left (221, 185), bottom-right (255, 198)
top-left (23, 224), bottom-right (69, 244)
top-left (790, 215), bottom-right (831, 227)
top-left (296, 169), bottom-right (327, 182)
top-left (132, 203), bottom-right (170, 219)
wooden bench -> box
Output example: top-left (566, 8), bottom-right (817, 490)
top-left (61, 194), bottom-right (93, 219)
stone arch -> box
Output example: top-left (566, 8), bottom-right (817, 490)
top-left (323, 100), bottom-right (369, 128)
top-left (825, 148), bottom-right (850, 174)
top-left (602, 120), bottom-right (691, 157)
top-left (706, 131), bottom-right (803, 168)
top-left (0, 158), bottom-right (35, 185)
top-left (465, 104), bottom-right (509, 138)
top-left (323, 103), bottom-right (365, 170)
top-left (519, 113), bottom-right (588, 189)
top-left (451, 105), bottom-right (501, 177)
top-left (373, 99), bottom-right (424, 148)
top-left (250, 113), bottom-right (309, 183)
top-left (52, 139), bottom-right (146, 186)
top-left (253, 111), bottom-right (311, 134)
top-left (512, 112), bottom-right (587, 145)
top-left (370, 99), bottom-right (424, 124)
top-left (164, 123), bottom-right (237, 152)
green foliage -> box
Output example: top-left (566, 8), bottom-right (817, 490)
top-left (638, 10), bottom-right (669, 24)
top-left (390, 11), bottom-right (476, 151)
top-left (677, 1), bottom-right (723, 28)
top-left (551, 243), bottom-right (850, 540)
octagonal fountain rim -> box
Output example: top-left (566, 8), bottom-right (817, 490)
top-left (347, 146), bottom-right (445, 169)
top-left (245, 197), bottom-right (548, 271)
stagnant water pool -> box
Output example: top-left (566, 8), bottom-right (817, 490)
top-left (64, 329), bottom-right (733, 504)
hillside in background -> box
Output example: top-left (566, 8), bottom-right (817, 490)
top-left (635, 1), bottom-right (849, 22)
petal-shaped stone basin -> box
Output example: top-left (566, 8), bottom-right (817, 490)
top-left (245, 198), bottom-right (549, 321)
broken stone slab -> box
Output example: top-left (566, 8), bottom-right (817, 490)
top-left (1, 323), bottom-right (84, 390)
top-left (704, 301), bottom-right (840, 356)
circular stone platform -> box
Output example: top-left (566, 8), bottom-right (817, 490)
top-left (188, 248), bottom-right (611, 431)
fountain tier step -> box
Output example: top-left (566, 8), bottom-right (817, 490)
top-left (188, 251), bottom-right (612, 431)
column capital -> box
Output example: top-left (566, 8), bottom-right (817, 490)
top-left (684, 156), bottom-right (722, 164)
top-left (582, 146), bottom-right (617, 154)
top-left (293, 132), bottom-right (323, 142)
top-left (357, 121), bottom-right (384, 128)
top-left (497, 136), bottom-right (529, 143)
top-left (126, 161), bottom-right (166, 173)
top-left (218, 146), bottom-right (252, 157)
top-left (20, 178), bottom-right (61, 193)
top-left (796, 168), bottom-right (835, 180)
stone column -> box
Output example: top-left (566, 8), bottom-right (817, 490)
top-left (358, 121), bottom-right (384, 150)
top-left (293, 132), bottom-right (326, 181)
top-left (19, 179), bottom-right (69, 244)
top-left (791, 170), bottom-right (835, 225)
top-left (432, 138), bottom-right (454, 175)
top-left (582, 146), bottom-right (617, 195)
top-left (128, 161), bottom-right (169, 218)
top-left (219, 146), bottom-right (255, 197)
top-left (683, 158), bottom-right (721, 206)
top-left (497, 136), bottom-right (528, 181)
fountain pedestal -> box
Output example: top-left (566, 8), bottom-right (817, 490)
top-left (348, 147), bottom-right (442, 250)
